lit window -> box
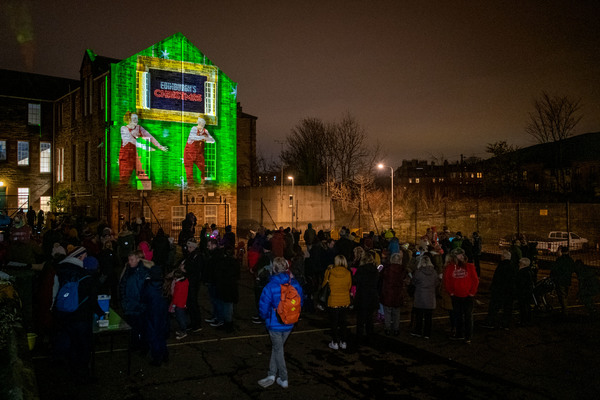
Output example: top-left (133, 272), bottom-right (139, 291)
top-left (204, 141), bottom-right (216, 181)
top-left (204, 82), bottom-right (216, 115)
top-left (440, 178), bottom-right (444, 182)
top-left (40, 142), bottom-right (51, 173)
top-left (415, 178), bottom-right (420, 184)
top-left (432, 178), bottom-right (436, 183)
top-left (0, 141), bottom-right (6, 161)
top-left (205, 205), bottom-right (217, 225)
top-left (522, 171), bottom-right (527, 180)
top-left (28, 104), bottom-right (41, 125)
top-left (409, 178), bottom-right (412, 184)
top-left (535, 183), bottom-right (540, 191)
top-left (18, 141), bottom-right (29, 166)
top-left (471, 173), bottom-right (474, 178)
top-left (18, 187), bottom-right (29, 209)
top-left (40, 196), bottom-right (51, 213)
top-left (477, 172), bottom-right (483, 179)
top-left (171, 206), bottom-right (185, 232)
top-left (57, 148), bottom-right (64, 182)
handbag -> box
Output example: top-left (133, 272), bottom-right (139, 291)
top-left (317, 281), bottom-right (331, 305)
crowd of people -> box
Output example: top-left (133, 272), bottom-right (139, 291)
top-left (1, 209), bottom-right (598, 387)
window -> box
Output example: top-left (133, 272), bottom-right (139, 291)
top-left (84, 142), bottom-right (90, 181)
top-left (40, 196), bottom-right (51, 213)
top-left (171, 206), bottom-right (185, 232)
top-left (204, 82), bottom-right (216, 115)
top-left (18, 188), bottom-right (29, 209)
top-left (99, 80), bottom-right (105, 111)
top-left (28, 103), bottom-right (41, 125)
top-left (415, 178), bottom-right (420, 184)
top-left (204, 142), bottom-right (217, 181)
top-left (72, 144), bottom-right (77, 181)
top-left (205, 205), bottom-right (217, 226)
top-left (18, 142), bottom-right (29, 166)
top-left (40, 142), bottom-right (51, 173)
top-left (98, 140), bottom-right (104, 180)
top-left (408, 178), bottom-right (412, 184)
top-left (0, 141), bottom-right (6, 161)
top-left (57, 147), bottom-right (64, 182)
top-left (477, 172), bottom-right (483, 179)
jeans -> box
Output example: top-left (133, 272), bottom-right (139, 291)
top-left (268, 330), bottom-right (291, 381)
top-left (451, 296), bottom-right (474, 340)
top-left (174, 307), bottom-right (188, 331)
top-left (222, 302), bottom-right (233, 323)
top-left (207, 283), bottom-right (223, 321)
top-left (327, 307), bottom-right (348, 343)
top-left (383, 306), bottom-right (401, 331)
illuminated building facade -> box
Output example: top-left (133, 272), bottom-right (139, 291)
top-left (2, 33), bottom-right (241, 234)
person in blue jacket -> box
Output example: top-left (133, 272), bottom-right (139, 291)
top-left (257, 257), bottom-right (303, 389)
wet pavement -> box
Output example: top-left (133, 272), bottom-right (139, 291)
top-left (32, 262), bottom-right (600, 400)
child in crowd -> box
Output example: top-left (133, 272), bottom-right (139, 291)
top-left (170, 268), bottom-right (189, 340)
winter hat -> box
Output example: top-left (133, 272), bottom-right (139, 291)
top-left (83, 256), bottom-right (99, 271)
top-left (68, 246), bottom-right (88, 259)
top-left (51, 243), bottom-right (66, 257)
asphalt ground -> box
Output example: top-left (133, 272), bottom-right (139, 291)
top-left (32, 261), bottom-right (600, 400)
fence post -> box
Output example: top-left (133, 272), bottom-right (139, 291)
top-left (414, 201), bottom-right (418, 244)
top-left (517, 202), bottom-right (521, 236)
top-left (566, 200), bottom-right (570, 250)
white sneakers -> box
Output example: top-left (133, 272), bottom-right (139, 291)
top-left (329, 341), bottom-right (347, 350)
top-left (276, 377), bottom-right (289, 388)
top-left (258, 375), bottom-right (288, 389)
top-left (258, 375), bottom-right (275, 388)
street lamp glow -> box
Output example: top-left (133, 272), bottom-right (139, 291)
top-left (288, 176), bottom-right (295, 228)
top-left (378, 163), bottom-right (394, 230)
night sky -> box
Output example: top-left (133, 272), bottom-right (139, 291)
top-left (1, 0), bottom-right (599, 167)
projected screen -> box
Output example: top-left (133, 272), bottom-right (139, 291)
top-left (109, 37), bottom-right (237, 190)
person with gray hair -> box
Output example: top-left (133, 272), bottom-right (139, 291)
top-left (480, 250), bottom-right (516, 329)
top-left (258, 257), bottom-right (303, 389)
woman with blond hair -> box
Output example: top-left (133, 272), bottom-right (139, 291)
top-left (323, 255), bottom-right (352, 350)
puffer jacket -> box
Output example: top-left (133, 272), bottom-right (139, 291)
top-left (323, 265), bottom-right (352, 308)
top-left (259, 272), bottom-right (303, 332)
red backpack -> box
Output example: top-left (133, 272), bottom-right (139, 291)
top-left (276, 277), bottom-right (301, 324)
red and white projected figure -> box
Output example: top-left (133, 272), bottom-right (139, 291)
top-left (184, 117), bottom-right (215, 184)
top-left (119, 112), bottom-right (168, 182)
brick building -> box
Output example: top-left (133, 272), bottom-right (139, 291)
top-left (0, 69), bottom-right (78, 212)
top-left (1, 34), bottom-right (254, 235)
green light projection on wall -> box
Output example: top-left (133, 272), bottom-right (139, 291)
top-left (110, 33), bottom-right (237, 189)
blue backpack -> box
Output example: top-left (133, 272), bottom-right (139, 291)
top-left (56, 275), bottom-right (90, 312)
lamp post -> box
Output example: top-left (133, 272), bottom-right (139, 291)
top-left (288, 176), bottom-right (294, 228)
top-left (378, 163), bottom-right (394, 230)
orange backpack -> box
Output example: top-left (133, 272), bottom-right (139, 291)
top-left (276, 277), bottom-right (301, 325)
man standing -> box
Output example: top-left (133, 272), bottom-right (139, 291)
top-left (258, 257), bottom-right (303, 389)
top-left (119, 250), bottom-right (150, 349)
top-left (53, 246), bottom-right (103, 382)
top-left (183, 239), bottom-right (203, 332)
top-left (551, 247), bottom-right (574, 314)
top-left (480, 250), bottom-right (515, 329)
top-left (204, 239), bottom-right (224, 327)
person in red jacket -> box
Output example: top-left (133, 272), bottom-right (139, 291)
top-left (169, 269), bottom-right (189, 340)
top-left (443, 248), bottom-right (479, 343)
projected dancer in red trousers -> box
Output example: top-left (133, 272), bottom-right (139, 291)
top-left (185, 117), bottom-right (215, 184)
top-left (119, 112), bottom-right (168, 182)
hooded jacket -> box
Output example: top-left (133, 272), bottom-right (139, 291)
top-left (443, 262), bottom-right (479, 298)
top-left (259, 272), bottom-right (303, 332)
top-left (412, 264), bottom-right (440, 309)
top-left (323, 265), bottom-right (352, 308)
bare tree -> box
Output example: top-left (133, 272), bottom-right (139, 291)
top-left (526, 92), bottom-right (582, 143)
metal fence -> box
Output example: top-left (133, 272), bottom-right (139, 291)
top-left (362, 201), bottom-right (600, 267)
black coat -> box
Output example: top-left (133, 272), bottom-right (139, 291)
top-left (353, 263), bottom-right (379, 310)
top-left (215, 255), bottom-right (241, 303)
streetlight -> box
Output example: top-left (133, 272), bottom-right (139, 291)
top-left (288, 176), bottom-right (294, 228)
top-left (378, 163), bottom-right (394, 230)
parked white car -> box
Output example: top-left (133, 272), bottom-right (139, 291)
top-left (536, 232), bottom-right (589, 254)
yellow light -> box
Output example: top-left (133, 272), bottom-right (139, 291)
top-left (0, 182), bottom-right (4, 187)
top-left (288, 176), bottom-right (293, 180)
top-left (377, 163), bottom-right (384, 169)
